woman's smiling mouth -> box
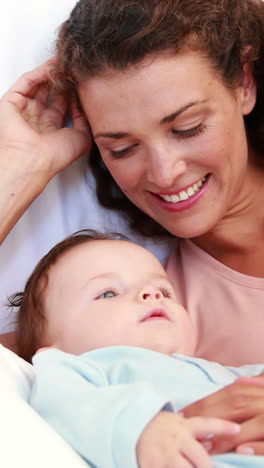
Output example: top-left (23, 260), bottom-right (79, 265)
top-left (150, 174), bottom-right (210, 212)
top-left (157, 175), bottom-right (208, 203)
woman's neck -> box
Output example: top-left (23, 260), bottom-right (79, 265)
top-left (192, 162), bottom-right (264, 276)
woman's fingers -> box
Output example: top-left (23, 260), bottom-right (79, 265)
top-left (208, 414), bottom-right (264, 455)
top-left (9, 57), bottom-right (56, 97)
top-left (0, 57), bottom-right (91, 179)
top-left (237, 441), bottom-right (264, 456)
top-left (182, 380), bottom-right (264, 456)
top-left (37, 94), bottom-right (68, 133)
top-left (186, 417), bottom-right (240, 458)
top-left (5, 57), bottom-right (56, 98)
top-left (34, 83), bottom-right (50, 106)
top-left (235, 376), bottom-right (264, 386)
top-left (234, 414), bottom-right (264, 455)
top-left (183, 380), bottom-right (264, 422)
top-left (71, 97), bottom-right (91, 134)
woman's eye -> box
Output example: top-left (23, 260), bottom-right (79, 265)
top-left (109, 143), bottom-right (139, 160)
top-left (97, 290), bottom-right (117, 300)
top-left (172, 123), bottom-right (206, 139)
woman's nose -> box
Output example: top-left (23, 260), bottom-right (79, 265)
top-left (146, 147), bottom-right (187, 188)
top-left (138, 286), bottom-right (163, 303)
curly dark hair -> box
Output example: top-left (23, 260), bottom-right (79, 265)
top-left (55, 0), bottom-right (264, 236)
top-left (9, 230), bottom-right (127, 362)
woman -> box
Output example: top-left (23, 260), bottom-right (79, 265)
top-left (1, 0), bottom-right (264, 457)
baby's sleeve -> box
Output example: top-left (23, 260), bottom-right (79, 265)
top-left (225, 363), bottom-right (264, 379)
top-left (31, 349), bottom-right (173, 468)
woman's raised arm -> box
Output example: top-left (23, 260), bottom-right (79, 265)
top-left (0, 58), bottom-right (91, 244)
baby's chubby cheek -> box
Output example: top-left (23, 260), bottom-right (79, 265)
top-left (179, 310), bottom-right (197, 356)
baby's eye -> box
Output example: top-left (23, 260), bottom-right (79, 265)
top-left (160, 288), bottom-right (175, 299)
top-left (97, 290), bottom-right (117, 300)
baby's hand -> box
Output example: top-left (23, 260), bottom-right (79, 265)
top-left (136, 411), bottom-right (240, 467)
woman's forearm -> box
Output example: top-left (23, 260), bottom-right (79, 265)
top-left (0, 59), bottom-right (91, 245)
top-left (0, 158), bottom-right (44, 244)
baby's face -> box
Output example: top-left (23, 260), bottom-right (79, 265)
top-left (44, 240), bottom-right (195, 355)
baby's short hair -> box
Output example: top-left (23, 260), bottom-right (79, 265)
top-left (9, 230), bottom-right (128, 362)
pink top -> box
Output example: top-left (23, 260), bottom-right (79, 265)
top-left (166, 239), bottom-right (264, 366)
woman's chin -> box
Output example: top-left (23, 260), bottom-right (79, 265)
top-left (157, 208), bottom-right (222, 239)
top-left (164, 222), bottom-right (215, 240)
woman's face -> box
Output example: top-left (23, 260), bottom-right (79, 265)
top-left (78, 51), bottom-right (256, 238)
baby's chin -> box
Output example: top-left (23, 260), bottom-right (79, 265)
top-left (146, 330), bottom-right (196, 357)
top-left (140, 341), bottom-right (188, 357)
top-left (50, 334), bottom-right (196, 357)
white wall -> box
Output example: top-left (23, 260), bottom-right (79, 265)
top-left (1, 0), bottom-right (78, 96)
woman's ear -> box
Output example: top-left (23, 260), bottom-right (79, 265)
top-left (239, 63), bottom-right (257, 116)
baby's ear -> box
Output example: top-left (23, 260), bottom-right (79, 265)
top-left (36, 345), bottom-right (56, 354)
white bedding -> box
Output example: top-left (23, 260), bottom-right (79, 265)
top-left (0, 345), bottom-right (88, 468)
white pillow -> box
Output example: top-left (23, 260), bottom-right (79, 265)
top-left (0, 346), bottom-right (88, 468)
top-left (0, 345), bottom-right (34, 398)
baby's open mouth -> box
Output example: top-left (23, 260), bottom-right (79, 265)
top-left (140, 308), bottom-right (170, 322)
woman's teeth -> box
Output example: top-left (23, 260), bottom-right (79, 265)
top-left (159, 176), bottom-right (207, 203)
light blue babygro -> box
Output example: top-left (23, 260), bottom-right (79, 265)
top-left (31, 346), bottom-right (264, 468)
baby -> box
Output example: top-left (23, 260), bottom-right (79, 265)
top-left (12, 230), bottom-right (264, 468)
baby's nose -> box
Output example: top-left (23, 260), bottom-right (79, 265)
top-left (142, 291), bottom-right (162, 300)
top-left (139, 287), bottom-right (163, 302)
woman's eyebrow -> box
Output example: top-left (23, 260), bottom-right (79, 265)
top-left (160, 100), bottom-right (207, 124)
top-left (94, 131), bottom-right (131, 140)
top-left (94, 100), bottom-right (208, 139)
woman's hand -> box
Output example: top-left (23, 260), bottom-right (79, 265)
top-left (0, 57), bottom-right (91, 181)
top-left (182, 376), bottom-right (264, 455)
top-left (0, 58), bottom-right (92, 243)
